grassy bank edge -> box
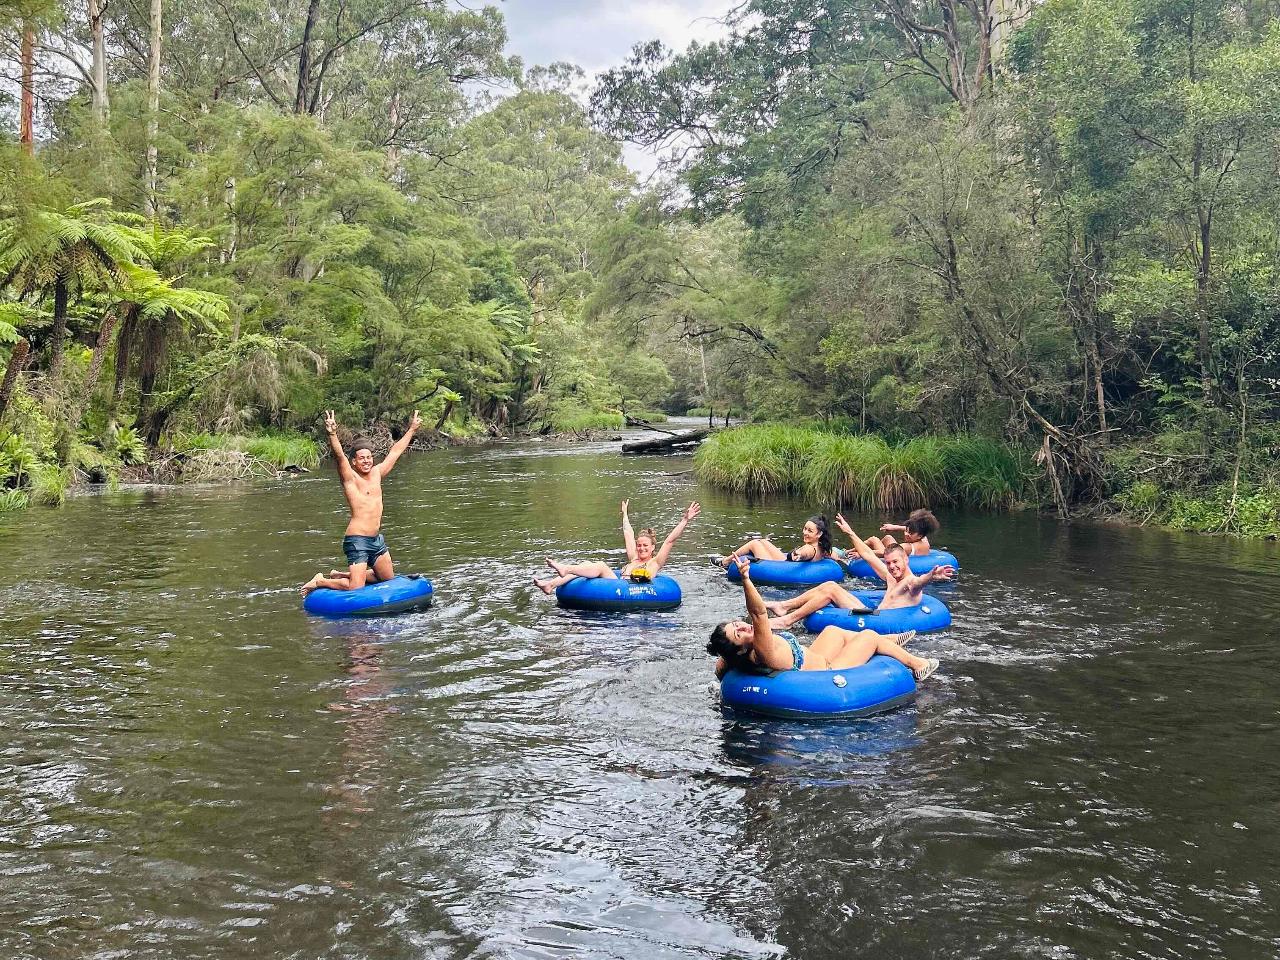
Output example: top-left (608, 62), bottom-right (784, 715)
top-left (693, 424), bottom-right (1280, 539)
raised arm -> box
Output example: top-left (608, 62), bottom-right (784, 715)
top-left (737, 556), bottom-right (772, 638)
top-left (652, 502), bottom-right (700, 568)
top-left (324, 411), bottom-right (355, 481)
top-left (880, 522), bottom-right (907, 533)
top-left (378, 410), bottom-right (421, 476)
top-left (835, 513), bottom-right (889, 580)
top-left (736, 557), bottom-right (794, 672)
top-left (904, 564), bottom-right (955, 592)
top-left (621, 500), bottom-right (637, 561)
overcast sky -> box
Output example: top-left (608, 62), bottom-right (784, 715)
top-left (492, 0), bottom-right (736, 177)
top-left (496, 0), bottom-right (733, 75)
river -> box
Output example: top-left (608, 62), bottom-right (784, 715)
top-left (3, 422), bottom-right (1279, 959)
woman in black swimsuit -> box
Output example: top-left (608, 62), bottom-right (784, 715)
top-left (718, 514), bottom-right (833, 567)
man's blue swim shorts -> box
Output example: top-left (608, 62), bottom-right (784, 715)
top-left (342, 533), bottom-right (389, 567)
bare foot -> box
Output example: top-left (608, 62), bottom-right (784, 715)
top-left (764, 600), bottom-right (788, 616)
top-left (533, 577), bottom-right (556, 596)
top-left (546, 558), bottom-right (568, 576)
top-left (328, 569), bottom-right (349, 579)
top-left (302, 573), bottom-right (323, 596)
top-left (768, 616), bottom-right (793, 630)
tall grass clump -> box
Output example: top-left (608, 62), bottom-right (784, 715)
top-left (173, 431), bottom-right (320, 469)
top-left (0, 488), bottom-right (29, 511)
top-left (699, 426), bottom-right (1030, 511)
top-left (695, 425), bottom-right (814, 495)
top-left (874, 436), bottom-right (948, 510)
top-left (242, 434), bottom-right (321, 470)
top-left (552, 409), bottom-right (625, 432)
top-left (800, 434), bottom-right (887, 509)
top-left (940, 436), bottom-right (1028, 510)
top-left (29, 464), bottom-right (72, 506)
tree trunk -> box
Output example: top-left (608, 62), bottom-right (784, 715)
top-left (0, 338), bottom-right (31, 423)
top-left (434, 399), bottom-right (455, 432)
top-left (1070, 235), bottom-right (1108, 441)
top-left (56, 308), bottom-right (122, 464)
top-left (136, 316), bottom-right (168, 430)
top-left (48, 276), bottom-right (70, 384)
top-left (1196, 209), bottom-right (1212, 404)
top-left (386, 90), bottom-right (401, 167)
top-left (1088, 331), bottom-right (1107, 441)
top-left (295, 0), bottom-right (321, 114)
top-left (70, 308), bottom-right (121, 428)
top-left (111, 307), bottom-right (136, 409)
top-left (19, 23), bottom-right (34, 153)
top-left (144, 0), bottom-right (162, 217)
top-left (622, 428), bottom-right (711, 454)
top-left (221, 176), bottom-right (238, 268)
top-left (88, 0), bottom-right (109, 122)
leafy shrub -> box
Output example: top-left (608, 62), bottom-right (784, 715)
top-left (1233, 491), bottom-right (1280, 537)
top-left (1118, 480), bottom-right (1161, 513)
top-left (1162, 485), bottom-right (1280, 537)
top-left (0, 431), bottom-right (37, 484)
top-left (110, 425), bottom-right (146, 466)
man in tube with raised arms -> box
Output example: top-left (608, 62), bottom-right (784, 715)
top-left (302, 409), bottom-right (421, 596)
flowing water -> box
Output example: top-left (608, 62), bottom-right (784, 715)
top-left (3, 421), bottom-right (1279, 959)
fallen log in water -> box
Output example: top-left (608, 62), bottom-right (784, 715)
top-left (621, 428), bottom-right (711, 454)
top-left (624, 416), bottom-right (679, 435)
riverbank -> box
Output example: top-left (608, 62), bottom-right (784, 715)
top-left (0, 417), bottom-right (662, 512)
top-left (693, 424), bottom-right (1280, 540)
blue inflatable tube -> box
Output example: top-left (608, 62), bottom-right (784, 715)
top-left (844, 549), bottom-right (959, 580)
top-left (802, 590), bottom-right (951, 635)
top-left (719, 655), bottom-right (916, 719)
top-left (556, 572), bottom-right (682, 612)
top-left (303, 574), bottom-right (434, 618)
top-left (726, 557), bottom-right (845, 588)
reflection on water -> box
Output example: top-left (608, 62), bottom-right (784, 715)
top-left (2, 422), bottom-right (1279, 959)
top-left (322, 623), bottom-right (396, 827)
top-left (721, 709), bottom-right (923, 775)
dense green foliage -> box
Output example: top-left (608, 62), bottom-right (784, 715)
top-left (592, 0), bottom-right (1280, 535)
top-left (0, 8), bottom-right (706, 501)
top-left (2, 0), bottom-right (1278, 537)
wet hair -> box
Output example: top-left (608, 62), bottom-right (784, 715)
top-left (806, 515), bottom-right (833, 558)
top-left (905, 508), bottom-right (939, 538)
top-left (349, 437), bottom-right (374, 457)
top-left (707, 623), bottom-right (756, 674)
top-left (884, 542), bottom-right (909, 559)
